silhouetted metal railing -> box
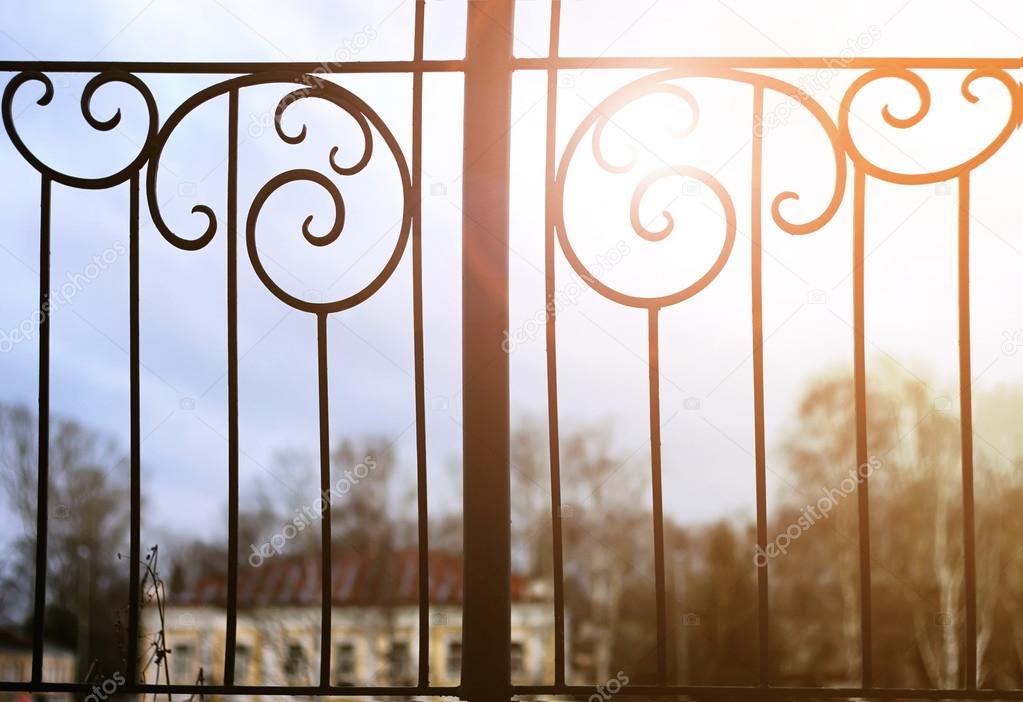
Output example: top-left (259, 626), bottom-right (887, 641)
top-left (0, 2), bottom-right (440, 697)
top-left (2, 0), bottom-right (1023, 699)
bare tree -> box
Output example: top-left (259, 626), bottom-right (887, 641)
top-left (0, 402), bottom-right (131, 678)
top-left (510, 416), bottom-right (651, 682)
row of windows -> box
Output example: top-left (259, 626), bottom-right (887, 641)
top-left (0, 653), bottom-right (74, 684)
top-left (171, 640), bottom-right (527, 685)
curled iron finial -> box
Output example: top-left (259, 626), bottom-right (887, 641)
top-left (556, 68), bottom-right (845, 309)
top-left (244, 77), bottom-right (412, 313)
top-left (2, 69), bottom-right (158, 189)
top-left (274, 86), bottom-right (374, 176)
top-left (838, 67), bottom-right (1022, 183)
top-left (591, 83), bottom-right (699, 175)
top-left (245, 168), bottom-right (346, 308)
top-left (145, 72), bottom-right (411, 312)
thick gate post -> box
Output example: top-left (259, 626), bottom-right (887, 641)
top-left (461, 0), bottom-right (516, 700)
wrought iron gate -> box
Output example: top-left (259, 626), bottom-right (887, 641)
top-left (2, 0), bottom-right (1022, 699)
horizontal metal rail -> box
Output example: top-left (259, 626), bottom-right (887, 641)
top-left (2, 55), bottom-right (1023, 74)
top-left (3, 681), bottom-right (1023, 700)
top-left (0, 59), bottom-right (465, 73)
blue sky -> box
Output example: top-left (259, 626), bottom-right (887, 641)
top-left (4, 0), bottom-right (1023, 561)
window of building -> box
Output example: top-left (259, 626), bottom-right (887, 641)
top-left (388, 641), bottom-right (412, 685)
top-left (173, 643), bottom-right (194, 682)
top-left (283, 643), bottom-right (308, 681)
top-left (334, 641), bottom-right (356, 685)
top-left (510, 641), bottom-right (525, 676)
top-left (235, 644), bottom-right (251, 684)
top-left (446, 641), bottom-right (462, 679)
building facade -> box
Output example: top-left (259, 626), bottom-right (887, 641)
top-left (144, 550), bottom-right (562, 694)
top-left (0, 629), bottom-right (75, 702)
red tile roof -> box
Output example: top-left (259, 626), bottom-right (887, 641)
top-left (169, 550), bottom-right (537, 608)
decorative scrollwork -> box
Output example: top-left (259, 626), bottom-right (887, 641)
top-left (838, 66), bottom-right (1023, 184)
top-left (145, 71), bottom-right (412, 312)
top-left (591, 83), bottom-right (700, 175)
top-left (555, 68), bottom-right (846, 309)
top-left (274, 86), bottom-right (374, 177)
top-left (8, 63), bottom-right (1019, 317)
top-left (2, 69), bottom-right (158, 188)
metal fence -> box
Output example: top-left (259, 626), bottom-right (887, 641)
top-left (1, 0), bottom-right (1022, 699)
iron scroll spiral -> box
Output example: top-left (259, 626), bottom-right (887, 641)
top-left (554, 68), bottom-right (847, 310)
top-left (838, 66), bottom-right (1022, 184)
top-left (145, 72), bottom-right (412, 313)
top-left (2, 69), bottom-right (158, 188)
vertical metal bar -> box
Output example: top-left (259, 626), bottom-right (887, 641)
top-left (461, 0), bottom-right (516, 698)
top-left (648, 306), bottom-right (668, 684)
top-left (317, 311), bottom-right (332, 687)
top-left (31, 175), bottom-right (51, 683)
top-left (750, 84), bottom-right (769, 688)
top-left (127, 173), bottom-right (141, 684)
top-left (852, 167), bottom-right (873, 688)
top-left (223, 87), bottom-right (240, 687)
top-left (412, 0), bottom-right (430, 688)
top-left (544, 0), bottom-right (566, 689)
top-left (958, 172), bottom-right (978, 690)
